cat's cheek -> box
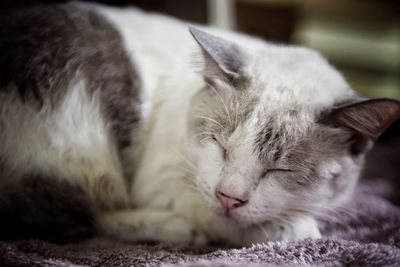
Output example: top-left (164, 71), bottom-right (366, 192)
top-left (187, 140), bottom-right (201, 163)
top-left (237, 180), bottom-right (289, 224)
top-left (194, 143), bottom-right (224, 196)
top-left (317, 160), bottom-right (343, 180)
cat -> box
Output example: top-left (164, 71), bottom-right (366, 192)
top-left (0, 2), bottom-right (399, 246)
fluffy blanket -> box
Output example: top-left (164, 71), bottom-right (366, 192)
top-left (1, 179), bottom-right (400, 267)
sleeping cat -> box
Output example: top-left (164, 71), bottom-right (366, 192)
top-left (0, 2), bottom-right (399, 245)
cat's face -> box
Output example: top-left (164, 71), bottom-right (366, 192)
top-left (187, 28), bottom-right (400, 227)
top-left (188, 96), bottom-right (359, 226)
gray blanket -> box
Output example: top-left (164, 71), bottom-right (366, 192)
top-left (1, 179), bottom-right (400, 267)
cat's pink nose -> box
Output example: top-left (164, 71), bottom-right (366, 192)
top-left (216, 190), bottom-right (248, 211)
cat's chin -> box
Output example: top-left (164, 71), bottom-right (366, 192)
top-left (212, 207), bottom-right (256, 228)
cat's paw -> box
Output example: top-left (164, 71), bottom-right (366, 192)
top-left (98, 209), bottom-right (208, 245)
top-left (289, 216), bottom-right (321, 240)
top-left (84, 174), bottom-right (129, 210)
top-left (156, 215), bottom-right (207, 246)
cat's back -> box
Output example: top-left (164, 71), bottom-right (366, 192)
top-left (0, 4), bottom-right (136, 104)
top-left (0, 3), bottom-right (142, 212)
top-left (0, 3), bottom-right (145, 241)
top-left (0, 3), bottom-right (142, 147)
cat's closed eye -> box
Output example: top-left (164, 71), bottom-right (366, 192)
top-left (261, 169), bottom-right (293, 178)
top-left (212, 134), bottom-right (227, 160)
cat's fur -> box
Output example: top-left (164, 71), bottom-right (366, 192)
top-left (0, 2), bottom-right (399, 245)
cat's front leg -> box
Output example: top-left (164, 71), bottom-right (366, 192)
top-left (97, 209), bottom-right (207, 245)
top-left (253, 216), bottom-right (321, 242)
top-left (282, 216), bottom-right (321, 241)
top-left (242, 216), bottom-right (321, 245)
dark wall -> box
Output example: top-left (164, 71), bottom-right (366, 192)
top-left (0, 0), bottom-right (208, 24)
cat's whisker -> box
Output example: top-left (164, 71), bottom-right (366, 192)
top-left (192, 131), bottom-right (215, 140)
top-left (178, 169), bottom-right (197, 181)
top-left (182, 186), bottom-right (200, 194)
top-left (257, 223), bottom-right (269, 241)
top-left (199, 136), bottom-right (212, 143)
top-left (271, 214), bottom-right (292, 227)
top-left (205, 81), bottom-right (232, 124)
top-left (167, 146), bottom-right (197, 171)
top-left (195, 115), bottom-right (225, 129)
top-left (179, 158), bottom-right (196, 172)
top-left (180, 178), bottom-right (200, 191)
top-left (234, 98), bottom-right (241, 126)
top-left (180, 173), bottom-right (195, 182)
top-left (250, 207), bottom-right (292, 230)
top-left (287, 202), bottom-right (379, 225)
top-left (179, 171), bottom-right (196, 182)
top-left (176, 162), bottom-right (195, 171)
top-left (326, 205), bottom-right (381, 224)
top-left (183, 182), bottom-right (197, 191)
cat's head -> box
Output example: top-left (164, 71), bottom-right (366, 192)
top-left (187, 27), bottom-right (400, 227)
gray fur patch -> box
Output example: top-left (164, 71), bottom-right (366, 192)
top-left (0, 175), bottom-right (95, 243)
top-left (0, 4), bottom-right (142, 150)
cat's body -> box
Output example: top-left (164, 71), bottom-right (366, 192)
top-left (0, 3), bottom-right (399, 245)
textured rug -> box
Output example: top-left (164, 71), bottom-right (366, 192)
top-left (1, 179), bottom-right (400, 267)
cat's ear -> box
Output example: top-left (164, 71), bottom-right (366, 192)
top-left (189, 27), bottom-right (243, 85)
top-left (323, 98), bottom-right (400, 154)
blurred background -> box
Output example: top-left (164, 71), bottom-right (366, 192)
top-left (136, 0), bottom-right (400, 99)
top-left (2, 0), bottom-right (400, 99)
